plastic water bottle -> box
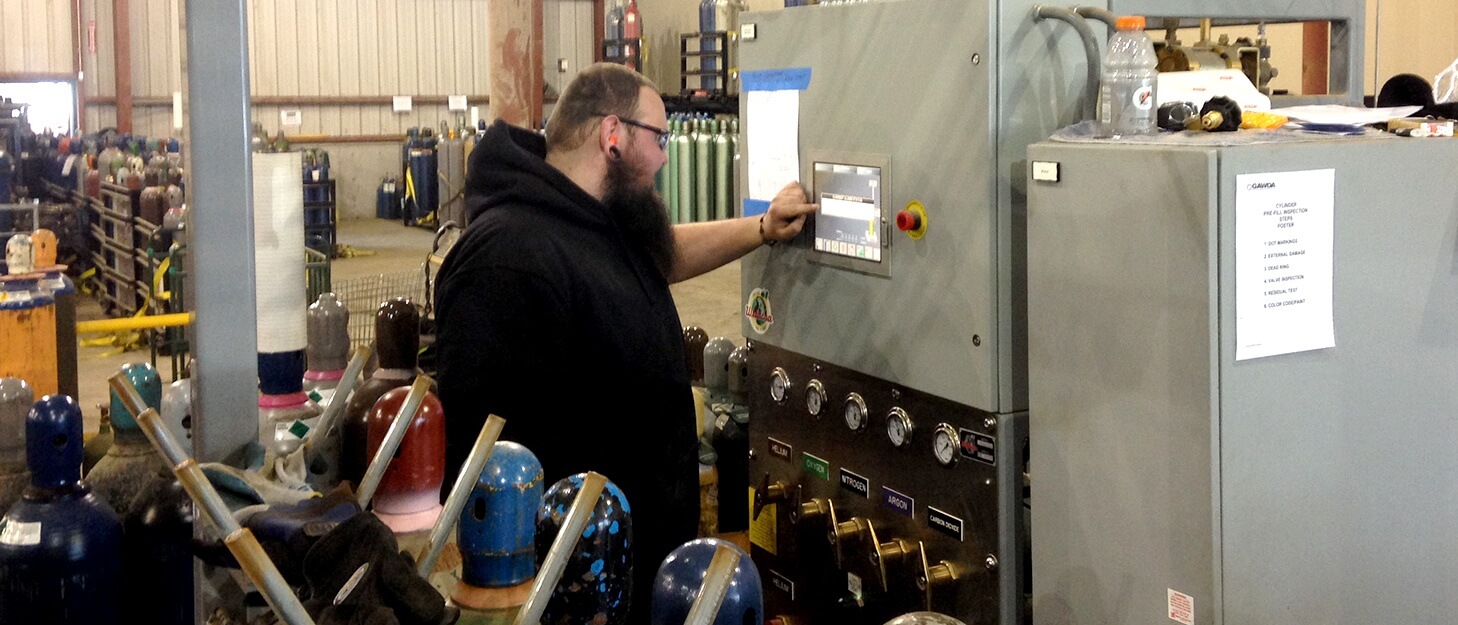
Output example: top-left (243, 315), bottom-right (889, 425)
top-left (1099, 16), bottom-right (1158, 137)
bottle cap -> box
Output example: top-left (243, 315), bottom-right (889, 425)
top-left (1116, 16), bottom-right (1146, 30)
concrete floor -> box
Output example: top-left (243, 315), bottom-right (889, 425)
top-left (73, 217), bottom-right (744, 434)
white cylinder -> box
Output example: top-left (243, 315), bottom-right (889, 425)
top-left (252, 152), bottom-right (308, 353)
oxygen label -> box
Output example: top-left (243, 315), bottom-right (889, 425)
top-left (1168, 588), bottom-right (1194, 625)
top-left (0, 520), bottom-right (40, 546)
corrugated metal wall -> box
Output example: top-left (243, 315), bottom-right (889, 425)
top-left (74, 0), bottom-right (512, 138)
top-left (78, 0), bottom-right (179, 136)
top-left (543, 0), bottom-right (596, 100)
top-left (0, 0), bottom-right (75, 75)
top-left (247, 0), bottom-right (494, 136)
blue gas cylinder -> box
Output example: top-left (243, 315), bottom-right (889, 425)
top-left (459, 441), bottom-right (543, 588)
top-left (376, 177), bottom-right (400, 219)
top-left (0, 394), bottom-right (123, 624)
top-left (536, 473), bottom-right (634, 625)
top-left (650, 538), bottom-right (763, 625)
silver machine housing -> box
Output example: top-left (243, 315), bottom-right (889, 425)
top-left (737, 0), bottom-right (1384, 623)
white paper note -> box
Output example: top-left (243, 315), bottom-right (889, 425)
top-left (393, 96), bottom-right (413, 113)
top-left (745, 89), bottom-right (801, 206)
top-left (1235, 168), bottom-right (1336, 360)
top-left (448, 95), bottom-right (468, 111)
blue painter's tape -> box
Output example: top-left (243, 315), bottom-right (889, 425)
top-left (742, 67), bottom-right (812, 92)
top-left (743, 198), bottom-right (771, 217)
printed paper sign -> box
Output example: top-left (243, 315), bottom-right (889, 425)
top-left (1235, 169), bottom-right (1336, 360)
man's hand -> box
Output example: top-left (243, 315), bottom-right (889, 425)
top-left (761, 181), bottom-right (818, 243)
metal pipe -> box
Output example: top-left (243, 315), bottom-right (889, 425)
top-left (1033, 5), bottom-right (1101, 121)
top-left (127, 404), bottom-right (316, 625)
top-left (416, 414), bottom-right (507, 577)
top-left (356, 375), bottom-right (433, 508)
top-left (1073, 6), bottom-right (1117, 30)
top-left (78, 312), bottom-right (195, 334)
top-left (304, 345), bottom-right (371, 454)
top-left (682, 544), bottom-right (741, 625)
top-left (513, 471), bottom-right (608, 625)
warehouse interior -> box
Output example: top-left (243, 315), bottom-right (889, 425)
top-left (1, 0), bottom-right (1457, 624)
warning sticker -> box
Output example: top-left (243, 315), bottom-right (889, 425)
top-left (748, 487), bottom-right (778, 555)
top-left (1168, 588), bottom-right (1194, 625)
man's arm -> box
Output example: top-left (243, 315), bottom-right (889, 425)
top-left (666, 181), bottom-right (818, 283)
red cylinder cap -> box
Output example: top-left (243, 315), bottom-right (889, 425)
top-left (896, 209), bottom-right (921, 232)
top-left (1117, 15), bottom-right (1146, 30)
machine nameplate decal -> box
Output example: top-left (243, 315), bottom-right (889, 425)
top-left (839, 468), bottom-right (871, 498)
top-left (745, 288), bottom-right (775, 334)
top-left (768, 437), bottom-right (793, 462)
top-left (958, 428), bottom-right (996, 466)
top-left (802, 452), bottom-right (831, 481)
top-left (769, 569), bottom-right (795, 600)
top-left (882, 486), bottom-right (915, 518)
top-left (927, 506), bottom-right (964, 541)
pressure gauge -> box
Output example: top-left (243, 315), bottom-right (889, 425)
top-left (932, 423), bottom-right (959, 467)
top-left (769, 368), bottom-right (791, 404)
top-left (806, 380), bottom-right (826, 418)
top-left (886, 408), bottom-right (913, 448)
top-left (843, 393), bottom-right (868, 432)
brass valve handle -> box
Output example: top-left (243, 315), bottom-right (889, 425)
top-left (916, 541), bottom-right (962, 612)
top-left (790, 483), bottom-right (828, 525)
top-left (868, 526), bottom-right (915, 592)
top-left (753, 473), bottom-right (789, 521)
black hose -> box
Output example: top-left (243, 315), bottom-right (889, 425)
top-left (1033, 5), bottom-right (1101, 121)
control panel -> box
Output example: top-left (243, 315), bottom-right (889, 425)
top-left (747, 342), bottom-right (1028, 625)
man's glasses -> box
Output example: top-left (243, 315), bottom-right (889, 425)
top-left (598, 113), bottom-right (671, 150)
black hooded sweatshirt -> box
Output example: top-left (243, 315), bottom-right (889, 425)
top-left (434, 120), bottom-right (699, 620)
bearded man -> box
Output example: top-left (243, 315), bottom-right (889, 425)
top-left (433, 62), bottom-right (814, 621)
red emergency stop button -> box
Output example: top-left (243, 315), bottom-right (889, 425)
top-left (898, 201), bottom-right (928, 240)
top-left (896, 210), bottom-right (921, 232)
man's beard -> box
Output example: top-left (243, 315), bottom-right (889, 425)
top-left (604, 156), bottom-right (676, 278)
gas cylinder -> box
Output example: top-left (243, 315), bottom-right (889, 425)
top-left (702, 337), bottom-right (735, 399)
top-left (341, 297), bottom-right (419, 486)
top-left (605, 0), bottom-right (625, 52)
top-left (683, 326), bottom-right (709, 385)
top-left (622, 0), bottom-right (642, 71)
top-left (89, 362), bottom-right (166, 518)
top-left (713, 120), bottom-right (731, 221)
top-left (726, 346), bottom-right (750, 403)
top-left (30, 228), bottom-right (57, 268)
top-left (140, 184), bottom-right (167, 225)
top-left (454, 441), bottom-right (543, 609)
top-left (0, 378), bottom-right (33, 515)
top-left (259, 349), bottom-right (322, 457)
top-left (698, 0), bottom-right (717, 90)
top-left (665, 118), bottom-right (681, 223)
top-left (6, 233), bottom-right (32, 274)
top-left (83, 413), bottom-right (113, 476)
top-left (121, 467), bottom-right (195, 625)
top-left (676, 119), bottom-right (695, 221)
top-left (160, 376), bottom-right (193, 445)
top-left (0, 394), bottom-right (122, 624)
top-left (695, 118), bottom-right (713, 222)
top-left (716, 345), bottom-right (752, 534)
top-left (364, 385), bottom-right (445, 533)
top-left (305, 292), bottom-right (351, 395)
top-left (166, 183), bottom-right (184, 209)
top-left (536, 473), bottom-right (634, 625)
top-left (649, 538), bottom-right (763, 625)
top-left (884, 614), bottom-right (969, 625)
